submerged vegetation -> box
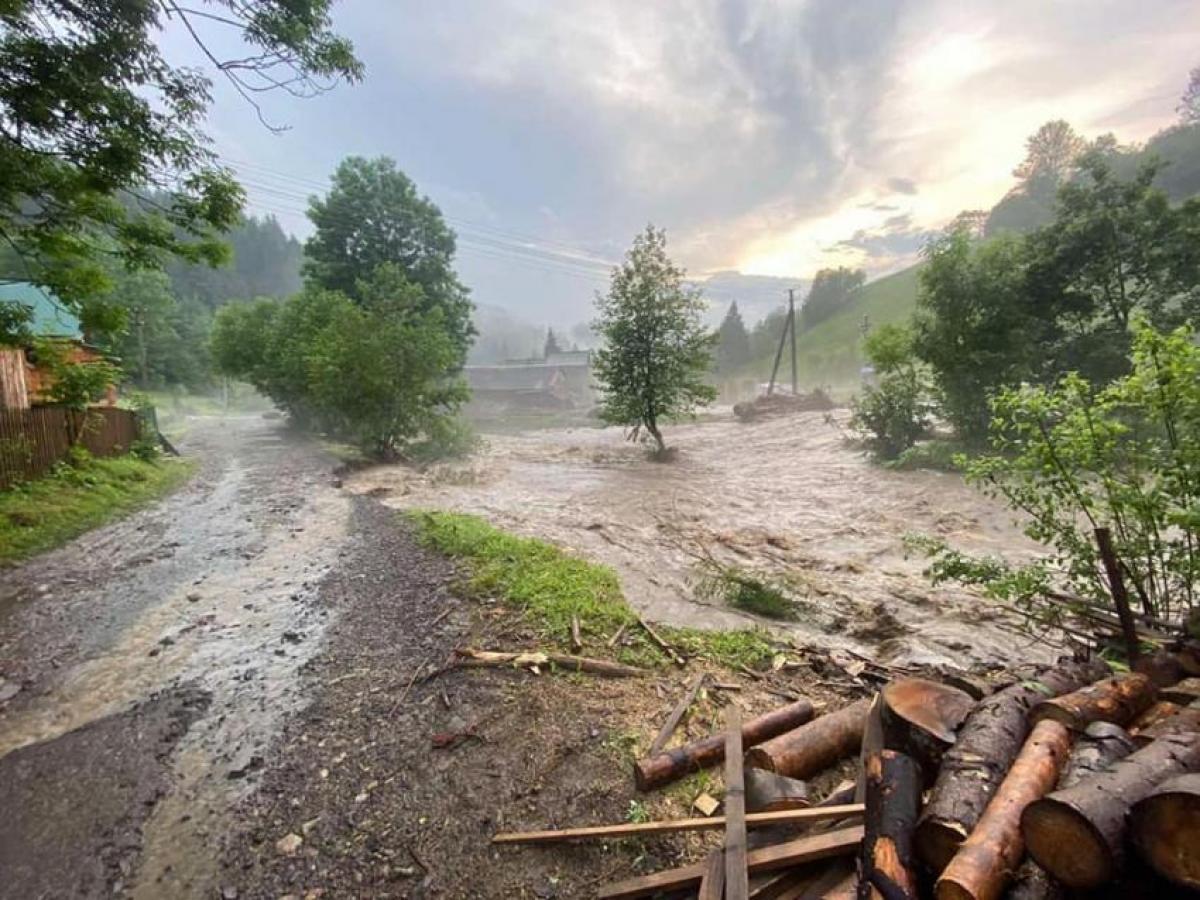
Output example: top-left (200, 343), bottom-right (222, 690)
top-left (0, 454), bottom-right (195, 565)
top-left (408, 509), bottom-right (776, 670)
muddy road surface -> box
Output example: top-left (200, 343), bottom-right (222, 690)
top-left (0, 417), bottom-right (351, 898)
top-left (349, 411), bottom-right (1050, 669)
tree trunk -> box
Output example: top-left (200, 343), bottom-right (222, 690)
top-left (915, 658), bottom-right (1109, 872)
top-left (1132, 701), bottom-right (1200, 745)
top-left (858, 749), bottom-right (921, 900)
top-left (1128, 700), bottom-right (1181, 738)
top-left (1002, 861), bottom-right (1062, 900)
top-left (745, 699), bottom-right (871, 780)
top-left (1028, 672), bottom-right (1156, 731)
top-left (879, 678), bottom-right (976, 779)
top-left (634, 698), bottom-right (815, 791)
top-left (1021, 731), bottom-right (1200, 890)
top-left (1058, 721), bottom-right (1136, 786)
top-left (745, 769), bottom-right (809, 813)
top-left (1129, 772), bottom-right (1200, 891)
top-left (644, 415), bottom-right (665, 453)
top-left (935, 719), bottom-right (1073, 900)
top-left (1159, 676), bottom-right (1200, 705)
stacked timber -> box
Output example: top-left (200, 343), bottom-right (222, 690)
top-left (491, 658), bottom-right (1200, 898)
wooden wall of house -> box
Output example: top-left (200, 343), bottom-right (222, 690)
top-left (0, 348), bottom-right (30, 409)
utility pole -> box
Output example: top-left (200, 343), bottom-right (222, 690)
top-left (788, 288), bottom-right (797, 395)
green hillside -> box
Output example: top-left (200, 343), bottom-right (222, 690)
top-left (743, 263), bottom-right (922, 394)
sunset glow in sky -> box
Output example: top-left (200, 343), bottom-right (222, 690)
top-left (169, 0), bottom-right (1200, 325)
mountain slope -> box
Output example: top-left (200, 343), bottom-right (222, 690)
top-left (744, 263), bottom-right (921, 393)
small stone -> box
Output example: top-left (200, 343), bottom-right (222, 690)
top-left (692, 792), bottom-right (721, 817)
top-left (275, 833), bottom-right (303, 856)
top-left (0, 681), bottom-right (20, 703)
top-left (221, 887), bottom-right (239, 900)
top-left (186, 592), bottom-right (201, 603)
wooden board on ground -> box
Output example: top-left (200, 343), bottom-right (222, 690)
top-left (491, 803), bottom-right (864, 844)
top-left (649, 671), bottom-right (707, 756)
top-left (595, 824), bottom-right (864, 899)
top-left (725, 704), bottom-right (750, 900)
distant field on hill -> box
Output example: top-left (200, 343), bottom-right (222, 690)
top-left (741, 263), bottom-right (922, 397)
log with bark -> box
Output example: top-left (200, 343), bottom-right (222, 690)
top-left (1159, 676), bottom-right (1200, 706)
top-left (1028, 672), bottom-right (1156, 731)
top-left (1021, 730), bottom-right (1200, 890)
top-left (1133, 650), bottom-right (1188, 688)
top-left (935, 719), bottom-right (1073, 900)
top-left (1133, 701), bottom-right (1200, 745)
top-left (1057, 721), bottom-right (1136, 784)
top-left (634, 698), bottom-right (815, 791)
top-left (879, 678), bottom-right (976, 778)
top-left (1129, 772), bottom-right (1200, 891)
top-left (1128, 700), bottom-right (1182, 738)
top-left (745, 699), bottom-right (871, 779)
top-left (1002, 722), bottom-right (1135, 900)
top-left (914, 658), bottom-right (1108, 872)
top-left (857, 749), bottom-right (921, 900)
top-left (745, 769), bottom-right (810, 813)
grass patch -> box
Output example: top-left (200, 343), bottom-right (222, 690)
top-left (407, 510), bottom-right (777, 670)
top-left (0, 455), bottom-right (196, 565)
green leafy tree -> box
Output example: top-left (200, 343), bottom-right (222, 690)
top-left (918, 321), bottom-right (1200, 636)
top-left (1025, 152), bottom-right (1200, 383)
top-left (715, 301), bottom-right (751, 372)
top-left (303, 156), bottom-right (474, 351)
top-left (1180, 65), bottom-right (1200, 125)
top-left (166, 215), bottom-right (304, 309)
top-left (592, 226), bottom-right (717, 454)
top-left (986, 120), bottom-right (1085, 235)
top-left (306, 265), bottom-right (469, 458)
top-left (800, 267), bottom-right (866, 328)
top-left (0, 2), bottom-right (361, 338)
top-left (850, 324), bottom-right (932, 460)
top-left (913, 229), bottom-right (1043, 443)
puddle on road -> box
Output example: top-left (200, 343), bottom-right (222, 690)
top-left (350, 411), bottom-right (1050, 669)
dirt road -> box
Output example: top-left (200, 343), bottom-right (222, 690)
top-left (0, 416), bottom-right (752, 899)
top-left (0, 417), bottom-right (351, 898)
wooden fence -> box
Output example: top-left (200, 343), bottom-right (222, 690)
top-left (0, 406), bottom-right (143, 489)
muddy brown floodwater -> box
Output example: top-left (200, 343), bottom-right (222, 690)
top-left (350, 410), bottom-right (1051, 670)
top-left (0, 417), bottom-right (350, 898)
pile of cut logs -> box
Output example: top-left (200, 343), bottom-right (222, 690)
top-left (494, 647), bottom-right (1200, 898)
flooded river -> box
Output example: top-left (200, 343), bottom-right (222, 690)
top-left (351, 410), bottom-right (1050, 670)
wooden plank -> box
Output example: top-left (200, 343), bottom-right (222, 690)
top-left (697, 848), bottom-right (725, 900)
top-left (649, 671), bottom-right (707, 756)
top-left (595, 824), bottom-right (864, 899)
top-left (725, 704), bottom-right (750, 900)
top-left (491, 803), bottom-right (864, 844)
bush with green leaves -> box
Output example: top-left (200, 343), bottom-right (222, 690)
top-left (917, 320), bottom-right (1200, 632)
top-left (212, 266), bottom-right (470, 460)
top-left (850, 324), bottom-right (933, 460)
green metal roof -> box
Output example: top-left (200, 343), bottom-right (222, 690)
top-left (0, 282), bottom-right (81, 338)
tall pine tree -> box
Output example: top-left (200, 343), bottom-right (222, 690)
top-left (715, 301), bottom-right (751, 372)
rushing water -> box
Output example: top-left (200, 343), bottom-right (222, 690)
top-left (351, 410), bottom-right (1052, 670)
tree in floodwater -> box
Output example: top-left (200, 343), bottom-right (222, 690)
top-left (592, 226), bottom-right (716, 454)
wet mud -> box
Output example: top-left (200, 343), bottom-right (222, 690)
top-left (349, 411), bottom-right (1049, 669)
top-left (0, 417), bottom-right (351, 898)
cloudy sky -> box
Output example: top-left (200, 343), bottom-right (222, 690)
top-left (164, 0), bottom-right (1200, 328)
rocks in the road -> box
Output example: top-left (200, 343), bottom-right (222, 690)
top-left (275, 833), bottom-right (303, 856)
top-left (186, 592), bottom-right (202, 602)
